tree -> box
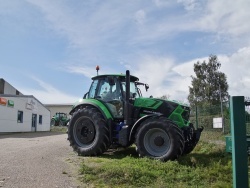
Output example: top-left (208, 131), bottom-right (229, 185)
top-left (188, 55), bottom-right (229, 107)
top-left (160, 94), bottom-right (171, 100)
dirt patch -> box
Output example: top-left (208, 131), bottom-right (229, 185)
top-left (0, 132), bottom-right (81, 188)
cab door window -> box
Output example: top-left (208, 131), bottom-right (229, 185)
top-left (88, 80), bottom-right (98, 98)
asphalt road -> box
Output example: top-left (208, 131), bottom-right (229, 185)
top-left (0, 132), bottom-right (81, 188)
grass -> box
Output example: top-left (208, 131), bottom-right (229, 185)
top-left (50, 126), bottom-right (67, 133)
top-left (200, 130), bottom-right (228, 143)
top-left (77, 131), bottom-right (233, 188)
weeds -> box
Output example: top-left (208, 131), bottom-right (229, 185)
top-left (78, 131), bottom-right (233, 188)
top-left (50, 126), bottom-right (67, 133)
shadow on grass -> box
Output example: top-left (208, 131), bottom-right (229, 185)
top-left (100, 147), bottom-right (138, 159)
top-left (98, 146), bottom-right (232, 168)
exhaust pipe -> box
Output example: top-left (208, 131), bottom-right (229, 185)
top-left (124, 70), bottom-right (131, 125)
top-left (119, 70), bottom-right (132, 146)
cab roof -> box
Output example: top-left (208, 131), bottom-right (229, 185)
top-left (92, 74), bottom-right (139, 82)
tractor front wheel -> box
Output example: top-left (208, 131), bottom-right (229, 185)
top-left (135, 117), bottom-right (184, 161)
top-left (59, 120), bottom-right (64, 126)
top-left (50, 119), bottom-right (55, 126)
top-left (67, 107), bottom-right (110, 156)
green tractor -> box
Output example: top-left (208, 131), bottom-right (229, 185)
top-left (51, 112), bottom-right (70, 126)
top-left (67, 70), bottom-right (203, 161)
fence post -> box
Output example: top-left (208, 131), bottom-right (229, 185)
top-left (230, 96), bottom-right (248, 188)
top-left (195, 106), bottom-right (198, 129)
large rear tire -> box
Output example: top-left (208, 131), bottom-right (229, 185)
top-left (135, 117), bottom-right (184, 161)
top-left (67, 107), bottom-right (110, 156)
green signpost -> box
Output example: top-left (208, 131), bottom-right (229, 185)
top-left (230, 96), bottom-right (248, 188)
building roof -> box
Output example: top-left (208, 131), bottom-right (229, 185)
top-left (0, 94), bottom-right (48, 110)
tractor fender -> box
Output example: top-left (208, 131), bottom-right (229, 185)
top-left (129, 113), bottom-right (163, 141)
top-left (69, 99), bottom-right (113, 120)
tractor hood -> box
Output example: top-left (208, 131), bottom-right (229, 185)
top-left (133, 97), bottom-right (190, 127)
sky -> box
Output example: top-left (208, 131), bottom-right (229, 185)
top-left (1, 0), bottom-right (250, 104)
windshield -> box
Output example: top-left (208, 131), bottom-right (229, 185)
top-left (87, 77), bottom-right (142, 118)
top-left (88, 77), bottom-right (142, 100)
top-left (121, 82), bottom-right (141, 98)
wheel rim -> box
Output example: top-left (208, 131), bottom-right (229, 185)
top-left (143, 128), bottom-right (171, 157)
top-left (73, 116), bottom-right (96, 147)
top-left (50, 119), bottom-right (55, 126)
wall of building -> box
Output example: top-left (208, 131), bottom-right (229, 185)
top-left (0, 79), bottom-right (4, 94)
top-left (0, 78), bottom-right (22, 95)
top-left (0, 96), bottom-right (50, 132)
top-left (4, 81), bottom-right (18, 95)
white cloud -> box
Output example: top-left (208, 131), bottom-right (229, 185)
top-left (177, 0), bottom-right (200, 11)
top-left (135, 10), bottom-right (146, 25)
top-left (19, 0), bottom-right (250, 45)
top-left (131, 56), bottom-right (180, 98)
top-left (196, 1), bottom-right (250, 40)
top-left (21, 77), bottom-right (78, 104)
top-left (25, 0), bottom-right (133, 49)
top-left (67, 66), bottom-right (96, 78)
top-left (3, 0), bottom-right (250, 105)
top-left (220, 47), bottom-right (250, 97)
top-left (141, 0), bottom-right (250, 46)
top-left (19, 46), bottom-right (250, 105)
top-left (23, 0), bottom-right (250, 57)
top-left (129, 55), bottom-right (209, 102)
top-left (120, 61), bottom-right (131, 70)
top-left (152, 0), bottom-right (172, 7)
top-left (172, 57), bottom-right (207, 77)
top-left (155, 47), bottom-right (250, 102)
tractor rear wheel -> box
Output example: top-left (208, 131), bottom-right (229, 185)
top-left (135, 117), bottom-right (184, 161)
top-left (67, 107), bottom-right (110, 156)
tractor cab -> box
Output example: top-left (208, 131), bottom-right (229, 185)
top-left (56, 112), bottom-right (68, 120)
top-left (83, 74), bottom-right (148, 118)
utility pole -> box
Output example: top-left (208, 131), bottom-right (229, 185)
top-left (219, 83), bottom-right (224, 133)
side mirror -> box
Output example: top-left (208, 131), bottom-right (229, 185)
top-left (83, 92), bottom-right (89, 99)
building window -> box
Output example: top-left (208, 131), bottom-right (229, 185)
top-left (17, 111), bottom-right (23, 123)
top-left (39, 115), bottom-right (42, 124)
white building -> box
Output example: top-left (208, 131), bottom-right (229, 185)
top-left (0, 79), bottom-right (50, 132)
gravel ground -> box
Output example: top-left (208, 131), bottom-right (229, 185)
top-left (0, 132), bottom-right (82, 188)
